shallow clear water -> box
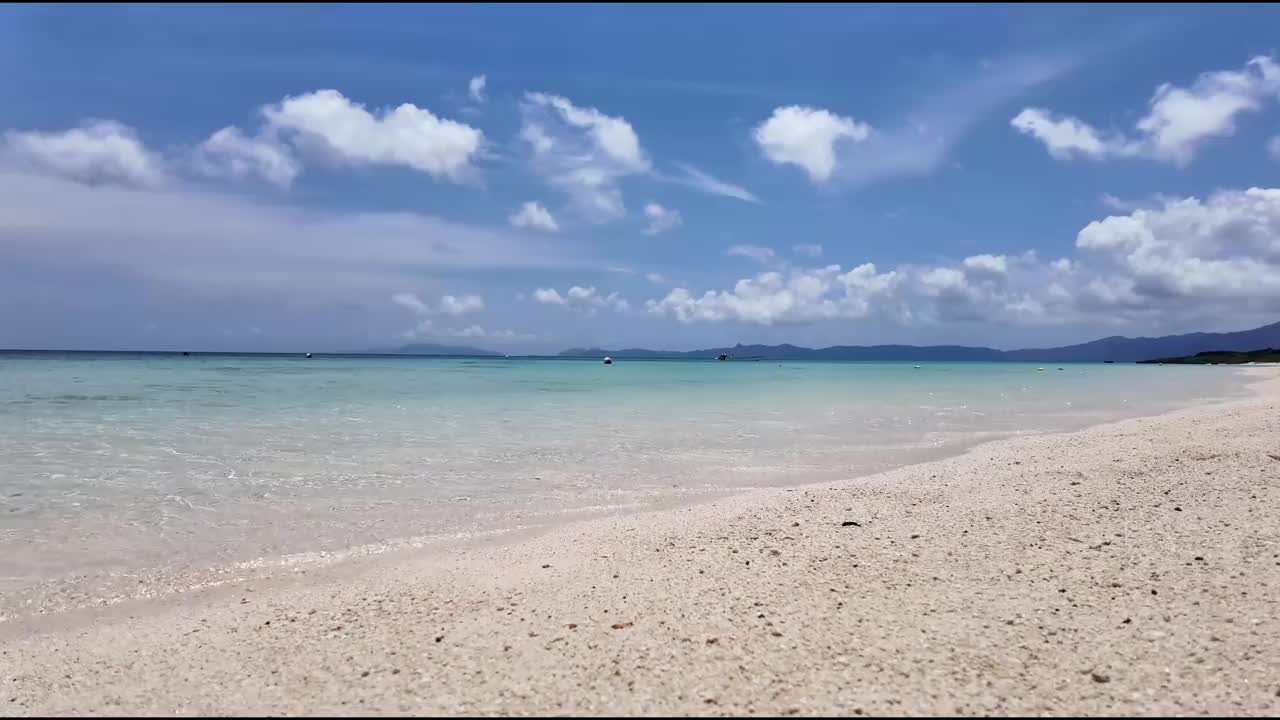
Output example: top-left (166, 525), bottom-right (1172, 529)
top-left (0, 352), bottom-right (1249, 616)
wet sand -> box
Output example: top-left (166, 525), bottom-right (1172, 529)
top-left (4, 368), bottom-right (1278, 716)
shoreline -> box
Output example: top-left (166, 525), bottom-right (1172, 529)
top-left (2, 366), bottom-right (1253, 626)
top-left (4, 367), bottom-right (1279, 715)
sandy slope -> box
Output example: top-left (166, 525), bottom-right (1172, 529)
top-left (4, 369), bottom-right (1279, 716)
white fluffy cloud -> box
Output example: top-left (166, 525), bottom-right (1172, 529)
top-left (532, 288), bottom-right (566, 305)
top-left (646, 255), bottom-right (1062, 328)
top-left (400, 320), bottom-right (533, 344)
top-left (454, 324), bottom-right (487, 338)
top-left (646, 187), bottom-right (1280, 327)
top-left (1139, 56), bottom-right (1280, 164)
top-left (468, 74), bottom-right (487, 103)
top-left (2, 91), bottom-right (483, 191)
top-left (392, 292), bottom-right (485, 317)
top-left (1100, 193), bottom-right (1141, 212)
top-left (1009, 109), bottom-right (1130, 160)
top-left (447, 325), bottom-right (533, 341)
top-left (1076, 187), bottom-right (1280, 305)
top-left (753, 106), bottom-right (871, 183)
top-left (509, 201), bottom-right (560, 232)
top-left (793, 243), bottom-right (823, 258)
top-left (391, 292), bottom-right (432, 315)
top-left (440, 294), bottom-right (485, 316)
top-left (962, 254), bottom-right (1008, 275)
top-left (1, 120), bottom-right (166, 187)
top-left (642, 203), bottom-right (682, 235)
top-left (525, 93), bottom-right (646, 171)
top-left (259, 89), bottom-right (484, 182)
top-left (646, 263), bottom-right (904, 325)
top-left (520, 92), bottom-right (649, 221)
top-left (1013, 56), bottom-right (1280, 165)
top-left (725, 244), bottom-right (777, 265)
top-left (532, 285), bottom-right (629, 316)
top-left (194, 126), bottom-right (301, 188)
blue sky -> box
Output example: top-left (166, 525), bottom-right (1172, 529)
top-left (2, 3), bottom-right (1279, 352)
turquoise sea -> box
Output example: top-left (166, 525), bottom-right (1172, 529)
top-left (0, 352), bottom-right (1249, 618)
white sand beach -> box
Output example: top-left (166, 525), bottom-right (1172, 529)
top-left (3, 368), bottom-right (1278, 716)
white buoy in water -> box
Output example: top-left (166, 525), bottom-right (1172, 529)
top-left (1037, 367), bottom-right (1045, 371)
top-left (913, 365), bottom-right (921, 369)
top-left (603, 356), bottom-right (613, 365)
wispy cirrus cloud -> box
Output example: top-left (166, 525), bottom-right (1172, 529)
top-left (751, 52), bottom-right (1076, 190)
top-left (519, 91), bottom-right (760, 218)
top-left (659, 163), bottom-right (761, 204)
top-left (0, 170), bottom-right (600, 306)
top-left (725, 244), bottom-right (777, 265)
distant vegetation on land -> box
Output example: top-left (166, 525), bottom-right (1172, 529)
top-left (1139, 348), bottom-right (1280, 365)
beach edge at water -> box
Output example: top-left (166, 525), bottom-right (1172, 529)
top-left (5, 367), bottom-right (1279, 715)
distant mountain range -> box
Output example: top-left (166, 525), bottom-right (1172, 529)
top-left (557, 320), bottom-right (1280, 363)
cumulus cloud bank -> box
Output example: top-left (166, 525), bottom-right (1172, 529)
top-left (647, 187), bottom-right (1280, 327)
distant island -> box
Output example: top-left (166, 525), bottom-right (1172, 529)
top-left (360, 319), bottom-right (1280, 363)
top-left (559, 319), bottom-right (1280, 364)
top-left (1138, 348), bottom-right (1280, 365)
top-left (366, 342), bottom-right (501, 357)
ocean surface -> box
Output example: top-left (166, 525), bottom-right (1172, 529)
top-left (0, 352), bottom-right (1251, 619)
